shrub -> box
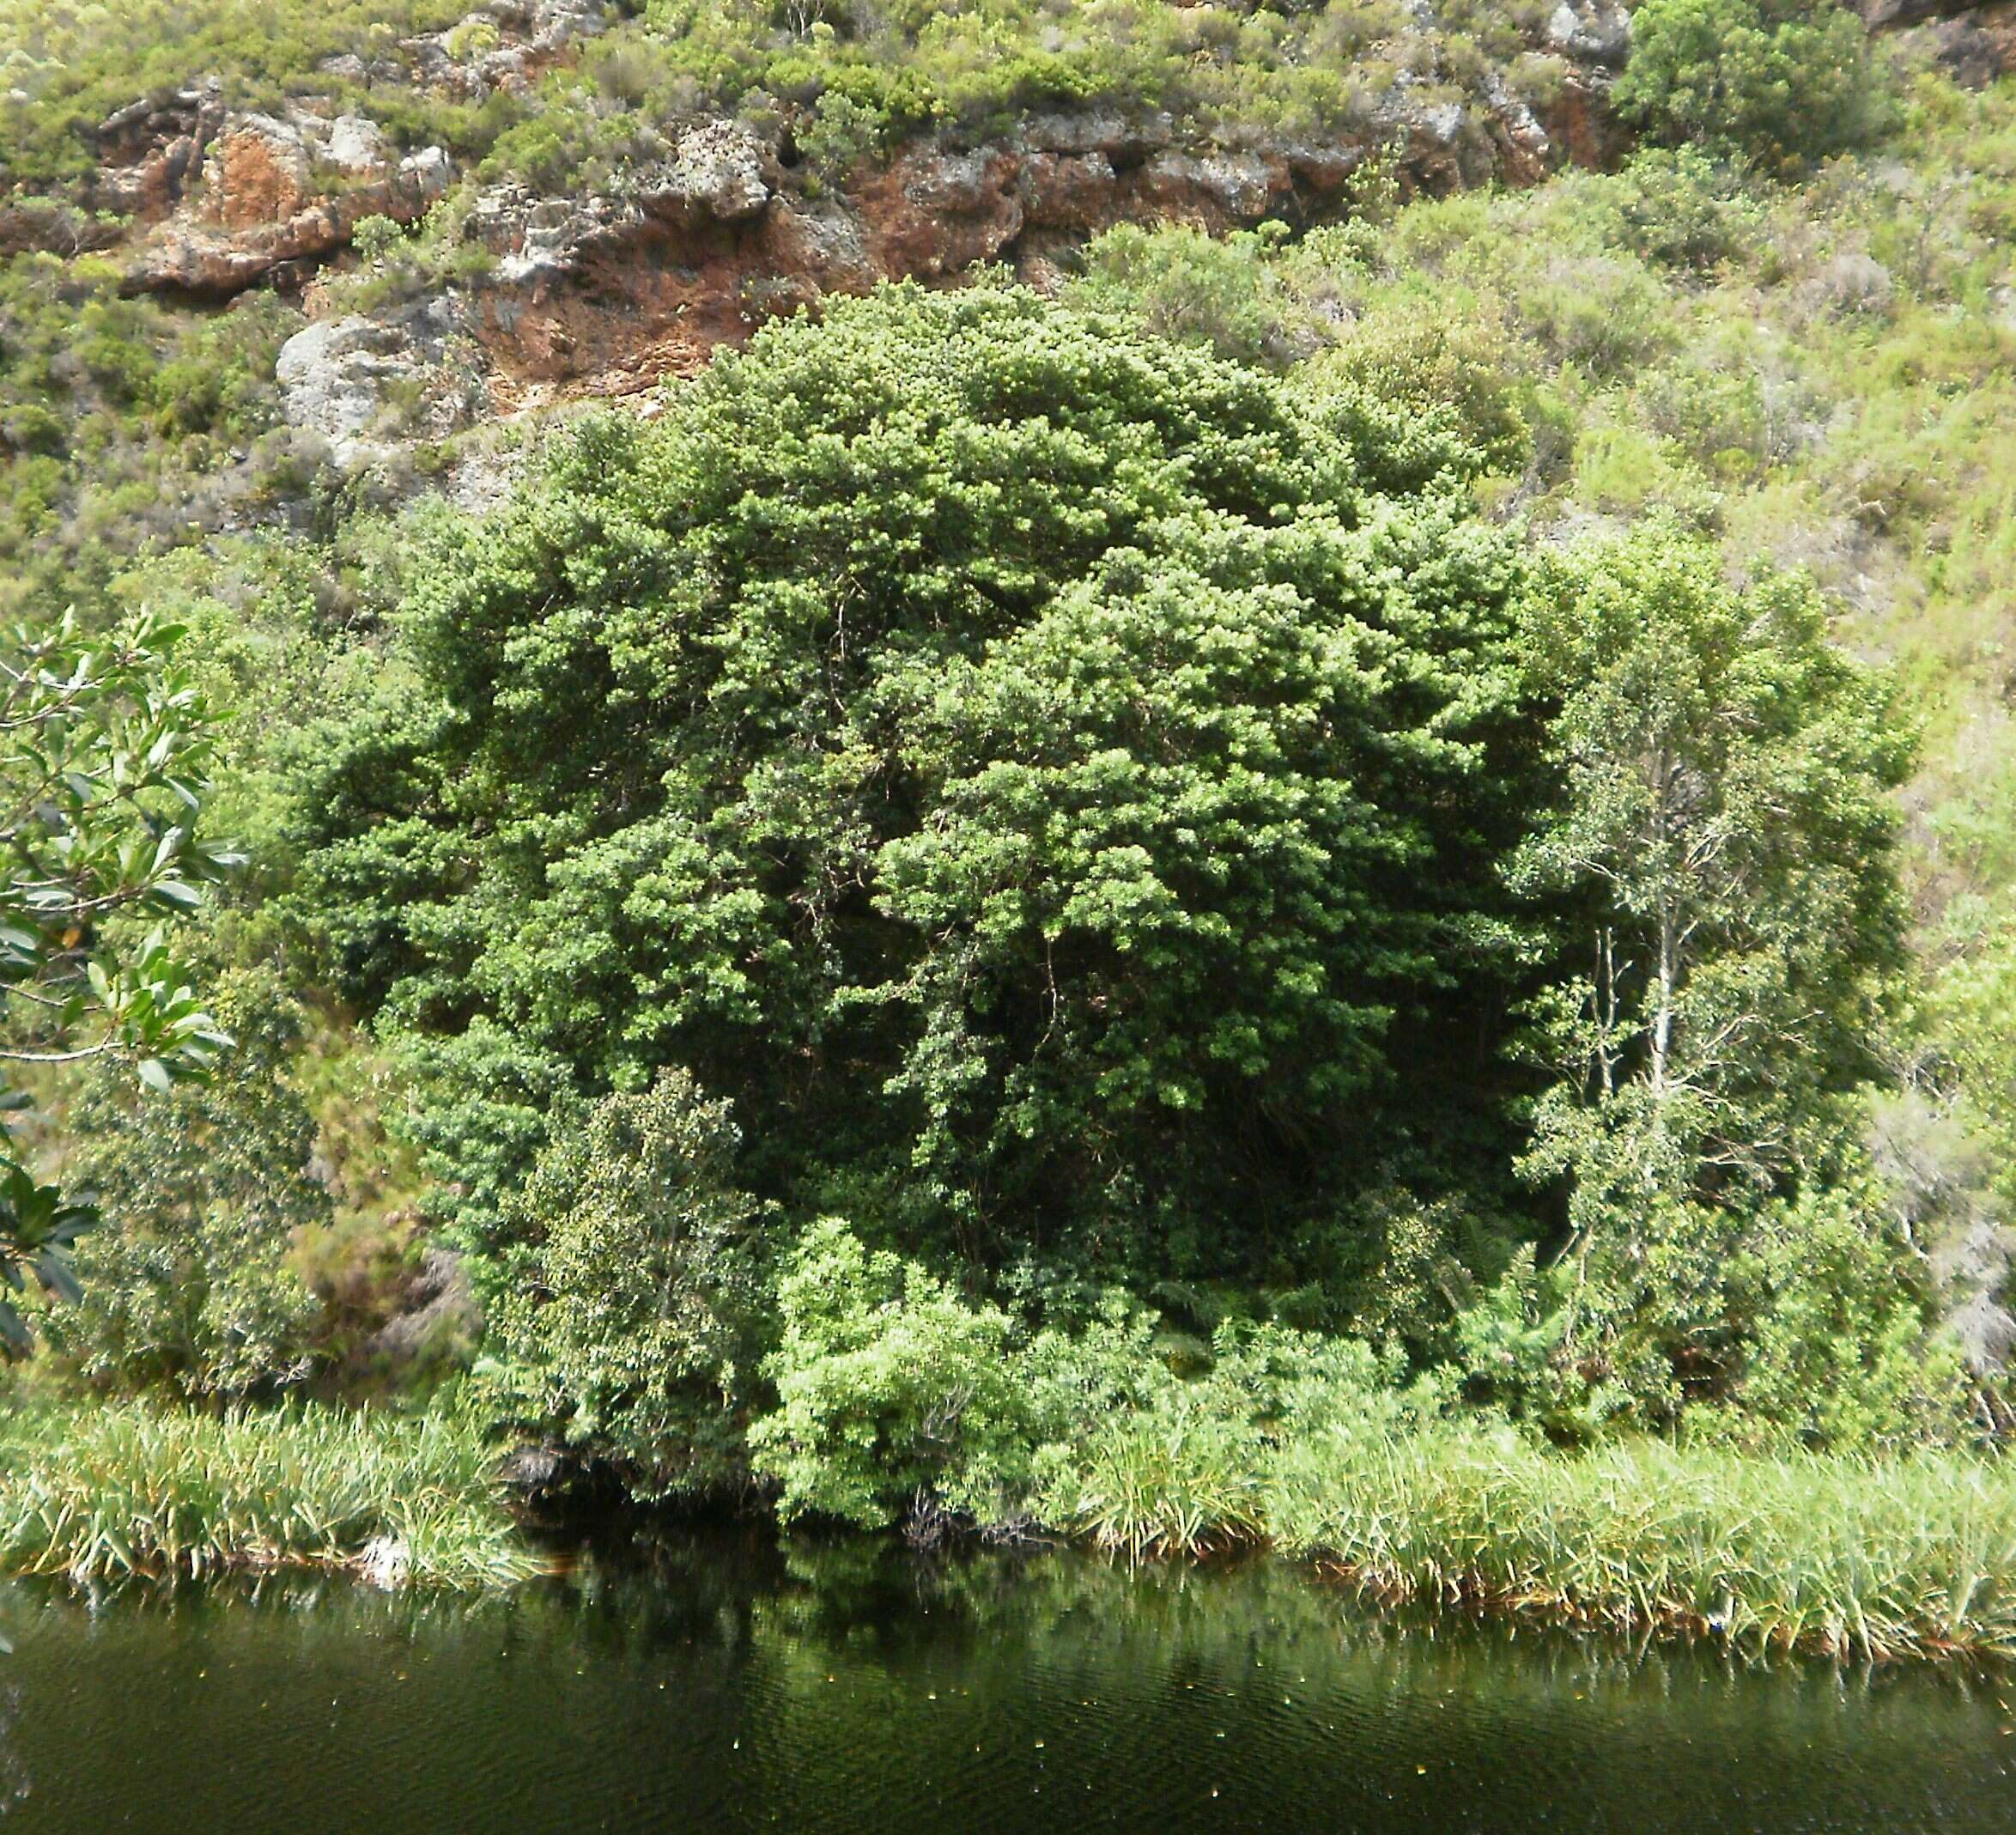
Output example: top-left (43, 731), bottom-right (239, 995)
top-left (38, 968), bottom-right (328, 1401)
top-left (1613, 0), bottom-right (1885, 169)
top-left (1513, 253), bottom-right (1674, 378)
top-left (748, 1219), bottom-right (1038, 1527)
top-left (1031, 1318), bottom-right (1439, 1555)
top-left (796, 88), bottom-right (889, 181)
top-left (1604, 148), bottom-right (1767, 272)
top-left (482, 1071), bottom-right (767, 1498)
top-left (1717, 1183), bottom-right (1971, 1449)
top-left (1069, 222), bottom-right (1314, 368)
top-left (1300, 291), bottom-right (1529, 473)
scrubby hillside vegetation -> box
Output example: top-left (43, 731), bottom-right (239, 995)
top-left (3, 0), bottom-right (2016, 1641)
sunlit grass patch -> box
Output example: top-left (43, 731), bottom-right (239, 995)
top-left (0, 1401), bottom-right (537, 1587)
top-left (1303, 1434), bottom-right (2016, 1662)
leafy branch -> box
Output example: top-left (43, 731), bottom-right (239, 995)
top-left (0, 609), bottom-right (240, 1352)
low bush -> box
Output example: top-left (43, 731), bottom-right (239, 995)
top-left (748, 1218), bottom-right (1042, 1528)
top-left (1613, 0), bottom-right (1885, 169)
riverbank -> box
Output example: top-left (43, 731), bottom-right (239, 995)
top-left (1273, 1430), bottom-right (2016, 1662)
top-left (1043, 1418), bottom-right (2016, 1663)
top-left (0, 1401), bottom-right (538, 1586)
top-left (5, 1397), bottom-right (2014, 1662)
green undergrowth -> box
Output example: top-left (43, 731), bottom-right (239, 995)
top-left (0, 0), bottom-right (481, 191)
top-left (0, 0), bottom-right (1576, 201)
top-left (0, 253), bottom-right (302, 623)
top-left (0, 1399), bottom-right (537, 1586)
top-left (734, 1224), bottom-right (2010, 1662)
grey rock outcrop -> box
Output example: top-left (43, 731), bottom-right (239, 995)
top-left (88, 82), bottom-right (224, 219)
top-left (1546, 0), bottom-right (1632, 67)
top-left (1951, 1285), bottom-right (2016, 1376)
top-left (276, 298), bottom-right (489, 470)
top-left (477, 119), bottom-right (774, 293)
top-left (357, 1245), bottom-right (482, 1373)
top-left (1870, 1090), bottom-right (2016, 1378)
top-left (1852, 0), bottom-right (1967, 27)
top-left (1899, 11), bottom-right (2011, 85)
top-left (401, 0), bottom-right (611, 99)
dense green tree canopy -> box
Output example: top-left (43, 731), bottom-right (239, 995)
top-left (297, 283), bottom-right (1535, 1279)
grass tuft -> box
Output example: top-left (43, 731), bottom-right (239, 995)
top-left (0, 1401), bottom-right (537, 1587)
top-left (1053, 1420), bottom-right (2016, 1662)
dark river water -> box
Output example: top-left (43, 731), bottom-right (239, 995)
top-left (0, 1531), bottom-right (2011, 1833)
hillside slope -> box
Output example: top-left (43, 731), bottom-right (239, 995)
top-left (3, 0), bottom-right (2015, 1454)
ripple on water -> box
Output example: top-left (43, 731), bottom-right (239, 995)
top-left (0, 1542), bottom-right (2009, 1834)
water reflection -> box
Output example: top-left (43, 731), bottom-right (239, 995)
top-left (0, 1535), bottom-right (2009, 1832)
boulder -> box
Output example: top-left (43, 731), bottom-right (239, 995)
top-left (1018, 108), bottom-right (1172, 161)
top-left (1852, 0), bottom-right (1971, 27)
top-left (403, 0), bottom-right (610, 99)
top-left (208, 114), bottom-right (313, 230)
top-left (1137, 149), bottom-right (1292, 222)
top-left (1902, 12), bottom-right (2008, 84)
top-left (498, 1444), bottom-right (568, 1498)
top-left (1951, 1289), bottom-right (2016, 1376)
top-left (857, 145), bottom-right (1024, 278)
top-left (87, 82), bottom-right (224, 222)
top-left (356, 1244), bottom-right (483, 1371)
top-left (356, 1535), bottom-right (412, 1589)
top-left (1541, 74), bottom-right (1630, 170)
top-left (477, 120), bottom-right (773, 292)
top-left (756, 199), bottom-right (876, 295)
top-left (275, 315), bottom-right (413, 468)
top-left (323, 114), bottom-right (392, 175)
top-left (1486, 74), bottom-right (1553, 184)
top-left (1017, 151), bottom-right (1120, 230)
top-left (638, 119), bottom-right (771, 228)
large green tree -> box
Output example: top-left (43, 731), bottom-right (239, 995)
top-left (1513, 528), bottom-right (1910, 1207)
top-left (1499, 527), bottom-right (1920, 1422)
top-left (295, 283), bottom-right (1537, 1281)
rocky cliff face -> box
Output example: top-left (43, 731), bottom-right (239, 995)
top-left (269, 70), bottom-right (1625, 447)
top-left (8, 0), bottom-right (1644, 445)
top-left (1837, 0), bottom-right (2016, 85)
top-left (131, 114), bottom-right (455, 296)
top-left (10, 0), bottom-right (1990, 471)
